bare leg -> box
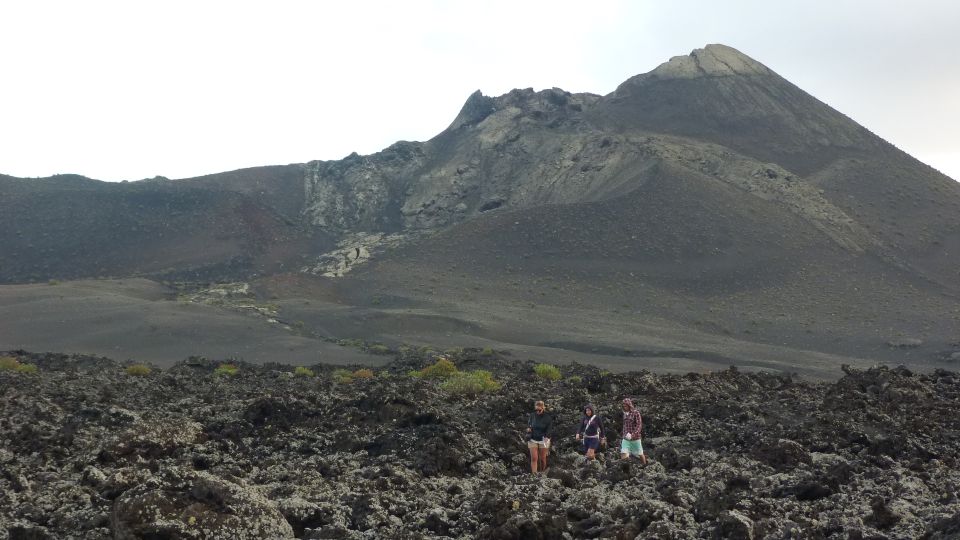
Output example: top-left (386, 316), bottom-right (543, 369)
top-left (529, 447), bottom-right (538, 473)
top-left (537, 447), bottom-right (549, 473)
top-left (586, 447), bottom-right (596, 460)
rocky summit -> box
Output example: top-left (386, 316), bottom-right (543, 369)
top-left (2, 350), bottom-right (960, 539)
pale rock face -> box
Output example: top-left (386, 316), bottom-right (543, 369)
top-left (649, 44), bottom-right (773, 79)
top-left (302, 160), bottom-right (394, 230)
top-left (302, 232), bottom-right (409, 277)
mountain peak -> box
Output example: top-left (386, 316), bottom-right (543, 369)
top-left (647, 44), bottom-right (773, 80)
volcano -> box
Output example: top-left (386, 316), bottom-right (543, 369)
top-left (2, 44), bottom-right (958, 377)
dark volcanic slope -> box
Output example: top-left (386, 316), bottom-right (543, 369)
top-left (2, 351), bottom-right (960, 538)
top-left (586, 44), bottom-right (960, 287)
top-left (587, 44), bottom-right (880, 175)
top-left (2, 44), bottom-right (958, 376)
top-left (342, 157), bottom-right (958, 368)
top-left (0, 279), bottom-right (389, 368)
top-left (0, 173), bottom-right (323, 283)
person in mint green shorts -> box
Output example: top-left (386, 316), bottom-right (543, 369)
top-left (619, 398), bottom-right (647, 464)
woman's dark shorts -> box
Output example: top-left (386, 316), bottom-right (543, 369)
top-left (582, 437), bottom-right (601, 452)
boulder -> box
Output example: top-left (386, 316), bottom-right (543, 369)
top-left (110, 469), bottom-right (294, 539)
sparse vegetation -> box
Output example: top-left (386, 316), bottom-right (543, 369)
top-left (125, 364), bottom-right (151, 377)
top-left (368, 344), bottom-right (391, 354)
top-left (566, 375), bottom-right (583, 385)
top-left (440, 370), bottom-right (501, 396)
top-left (294, 366), bottom-right (315, 378)
top-left (0, 356), bottom-right (38, 374)
top-left (214, 363), bottom-right (239, 377)
top-left (0, 356), bottom-right (19, 370)
top-left (332, 369), bottom-right (353, 384)
top-left (353, 368), bottom-right (375, 379)
top-left (410, 357), bottom-right (458, 379)
top-left (481, 347), bottom-right (495, 357)
top-left (534, 363), bottom-right (561, 381)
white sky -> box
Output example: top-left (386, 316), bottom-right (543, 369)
top-left (1, 0), bottom-right (958, 182)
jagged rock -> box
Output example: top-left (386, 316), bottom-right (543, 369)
top-left (2, 353), bottom-right (959, 539)
top-left (753, 438), bottom-right (811, 470)
top-left (922, 511), bottom-right (960, 539)
top-left (100, 417), bottom-right (201, 462)
top-left (866, 496), bottom-right (903, 530)
top-left (110, 469), bottom-right (294, 539)
top-left (718, 510), bottom-right (754, 539)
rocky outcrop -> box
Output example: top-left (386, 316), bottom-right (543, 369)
top-left (111, 469), bottom-right (294, 539)
top-left (644, 43), bottom-right (774, 80)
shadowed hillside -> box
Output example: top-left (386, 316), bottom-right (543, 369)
top-left (0, 173), bottom-right (325, 283)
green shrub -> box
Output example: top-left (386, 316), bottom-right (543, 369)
top-left (353, 368), bottom-right (375, 379)
top-left (0, 356), bottom-right (37, 374)
top-left (214, 363), bottom-right (239, 377)
top-left (566, 375), bottom-right (583, 385)
top-left (332, 368), bottom-right (353, 384)
top-left (294, 366), bottom-right (315, 378)
top-left (368, 344), bottom-right (391, 354)
top-left (481, 347), bottom-right (495, 357)
top-left (441, 370), bottom-right (501, 396)
top-left (16, 363), bottom-right (38, 374)
top-left (534, 363), bottom-right (561, 381)
top-left (125, 364), bottom-right (151, 377)
top-left (411, 357), bottom-right (458, 379)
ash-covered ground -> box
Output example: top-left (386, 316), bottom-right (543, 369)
top-left (2, 349), bottom-right (960, 539)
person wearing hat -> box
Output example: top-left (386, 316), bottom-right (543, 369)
top-left (620, 398), bottom-right (647, 464)
top-left (575, 403), bottom-right (606, 459)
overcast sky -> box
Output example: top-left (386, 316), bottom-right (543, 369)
top-left (2, 0), bottom-right (958, 182)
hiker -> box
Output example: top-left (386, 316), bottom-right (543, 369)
top-left (526, 400), bottom-right (553, 474)
top-left (575, 403), bottom-right (606, 459)
top-left (620, 398), bottom-right (647, 464)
